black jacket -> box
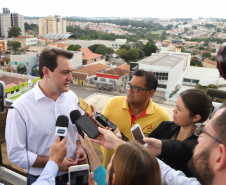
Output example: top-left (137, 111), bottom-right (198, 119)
top-left (148, 121), bottom-right (198, 177)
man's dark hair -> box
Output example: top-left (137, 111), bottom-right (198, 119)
top-left (215, 102), bottom-right (226, 144)
top-left (39, 48), bottom-right (74, 79)
top-left (133, 69), bottom-right (158, 91)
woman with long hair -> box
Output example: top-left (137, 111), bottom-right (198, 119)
top-left (145, 88), bottom-right (213, 177)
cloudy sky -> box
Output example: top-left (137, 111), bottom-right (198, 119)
top-left (1, 0), bottom-right (226, 18)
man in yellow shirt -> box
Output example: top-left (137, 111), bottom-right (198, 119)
top-left (102, 69), bottom-right (170, 168)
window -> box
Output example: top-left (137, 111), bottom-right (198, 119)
top-left (16, 89), bottom-right (19, 92)
top-left (157, 84), bottom-right (167, 89)
top-left (11, 91), bottom-right (14, 94)
top-left (100, 78), bottom-right (106, 82)
top-left (183, 78), bottom-right (191, 82)
top-left (154, 72), bottom-right (168, 81)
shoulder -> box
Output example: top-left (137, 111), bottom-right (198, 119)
top-left (12, 89), bottom-right (35, 107)
top-left (106, 96), bottom-right (125, 105)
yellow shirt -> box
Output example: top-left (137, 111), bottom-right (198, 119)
top-left (102, 96), bottom-right (170, 168)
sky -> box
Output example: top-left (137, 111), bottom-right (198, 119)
top-left (1, 0), bottom-right (226, 19)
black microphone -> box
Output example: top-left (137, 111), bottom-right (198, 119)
top-left (55, 115), bottom-right (69, 141)
top-left (70, 110), bottom-right (84, 137)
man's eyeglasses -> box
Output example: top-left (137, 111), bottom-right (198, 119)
top-left (126, 82), bottom-right (150, 93)
top-left (194, 123), bottom-right (222, 144)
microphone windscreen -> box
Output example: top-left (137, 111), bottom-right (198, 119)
top-left (56, 115), bottom-right (69, 128)
top-left (70, 110), bottom-right (81, 124)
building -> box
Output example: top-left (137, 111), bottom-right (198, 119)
top-left (79, 48), bottom-right (103, 65)
top-left (47, 43), bottom-right (69, 50)
top-left (96, 64), bottom-right (130, 92)
top-left (72, 63), bottom-right (109, 86)
top-left (37, 38), bottom-right (53, 46)
top-left (202, 59), bottom-right (217, 68)
top-left (183, 66), bottom-right (219, 87)
top-left (0, 40), bottom-right (7, 54)
top-left (39, 15), bottom-right (66, 37)
top-left (138, 53), bottom-right (185, 99)
top-left (13, 36), bottom-right (37, 49)
top-left (0, 8), bottom-right (25, 38)
top-left (10, 54), bottom-right (39, 75)
top-left (111, 39), bottom-right (127, 50)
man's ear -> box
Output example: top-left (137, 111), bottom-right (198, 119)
top-left (42, 66), bottom-right (50, 78)
top-left (111, 173), bottom-right (116, 185)
top-left (148, 90), bottom-right (155, 98)
top-left (214, 144), bottom-right (226, 171)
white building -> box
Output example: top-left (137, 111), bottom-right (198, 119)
top-left (138, 53), bottom-right (185, 99)
top-left (0, 8), bottom-right (25, 38)
top-left (183, 66), bottom-right (220, 87)
top-left (71, 51), bottom-right (83, 68)
top-left (112, 39), bottom-right (127, 50)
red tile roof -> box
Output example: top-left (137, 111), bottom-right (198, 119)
top-left (73, 63), bottom-right (109, 79)
top-left (100, 67), bottom-right (129, 77)
top-left (79, 48), bottom-right (102, 61)
top-left (117, 63), bottom-right (130, 72)
top-left (0, 75), bottom-right (29, 88)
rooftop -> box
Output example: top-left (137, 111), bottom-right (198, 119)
top-left (79, 48), bottom-right (102, 60)
top-left (0, 75), bottom-right (29, 88)
top-left (138, 54), bottom-right (183, 68)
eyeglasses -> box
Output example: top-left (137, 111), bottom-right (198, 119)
top-left (194, 123), bottom-right (222, 144)
top-left (126, 82), bottom-right (150, 93)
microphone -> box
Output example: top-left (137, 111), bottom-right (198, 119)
top-left (70, 110), bottom-right (84, 137)
top-left (55, 115), bottom-right (69, 141)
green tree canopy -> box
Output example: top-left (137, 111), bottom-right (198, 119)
top-left (120, 43), bottom-right (131, 50)
top-left (88, 44), bottom-right (103, 53)
top-left (202, 52), bottom-right (211, 58)
top-left (67, 44), bottom-right (81, 51)
top-left (127, 49), bottom-right (139, 62)
top-left (190, 59), bottom-right (202, 67)
top-left (143, 42), bottom-right (157, 56)
top-left (132, 41), bottom-right (144, 50)
top-left (8, 41), bottom-right (21, 51)
top-left (17, 64), bottom-right (27, 74)
top-left (116, 49), bottom-right (128, 61)
top-left (8, 26), bottom-right (21, 38)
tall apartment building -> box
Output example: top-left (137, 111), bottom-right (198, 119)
top-left (39, 15), bottom-right (66, 37)
top-left (0, 8), bottom-right (25, 38)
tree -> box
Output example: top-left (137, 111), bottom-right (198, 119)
top-left (211, 56), bottom-right (217, 61)
top-left (8, 26), bottom-right (21, 38)
top-left (8, 41), bottom-right (21, 51)
top-left (198, 46), bottom-right (204, 50)
top-left (17, 64), bottom-right (27, 74)
top-left (67, 44), bottom-right (81, 51)
top-left (217, 28), bottom-right (221, 32)
top-left (190, 59), bottom-right (202, 67)
top-left (88, 44), bottom-right (103, 53)
top-left (143, 42), bottom-right (157, 56)
top-left (132, 41), bottom-right (144, 50)
top-left (116, 49), bottom-right (128, 61)
top-left (95, 45), bottom-right (110, 56)
top-left (120, 43), bottom-right (131, 50)
top-left (127, 49), bottom-right (139, 62)
top-left (202, 52), bottom-right (211, 59)
top-left (137, 49), bottom-right (145, 59)
top-left (192, 26), bottom-right (197, 30)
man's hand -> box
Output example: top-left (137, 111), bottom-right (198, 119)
top-left (143, 137), bottom-right (162, 156)
top-left (59, 157), bottom-right (77, 172)
top-left (90, 127), bottom-right (124, 150)
top-left (78, 133), bottom-right (93, 152)
top-left (75, 144), bottom-right (87, 165)
top-left (49, 137), bottom-right (67, 167)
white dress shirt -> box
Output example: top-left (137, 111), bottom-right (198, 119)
top-left (32, 161), bottom-right (58, 185)
top-left (5, 81), bottom-right (83, 176)
top-left (158, 159), bottom-right (201, 185)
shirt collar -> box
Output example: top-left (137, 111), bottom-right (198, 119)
top-left (34, 80), bottom-right (65, 101)
top-left (123, 97), bottom-right (155, 115)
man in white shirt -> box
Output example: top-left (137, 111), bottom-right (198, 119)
top-left (5, 48), bottom-right (86, 185)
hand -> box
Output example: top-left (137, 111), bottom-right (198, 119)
top-left (89, 172), bottom-right (97, 185)
top-left (106, 127), bottom-right (122, 139)
top-left (59, 157), bottom-right (77, 172)
top-left (85, 105), bottom-right (103, 128)
top-left (49, 137), bottom-right (67, 167)
top-left (78, 133), bottom-right (93, 152)
top-left (143, 137), bottom-right (162, 156)
top-left (75, 145), bottom-right (87, 165)
top-left (90, 127), bottom-right (124, 150)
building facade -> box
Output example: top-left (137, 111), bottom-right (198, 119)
top-left (13, 36), bottom-right (37, 49)
top-left (39, 15), bottom-right (66, 37)
top-left (0, 40), bottom-right (7, 54)
top-left (0, 8), bottom-right (25, 38)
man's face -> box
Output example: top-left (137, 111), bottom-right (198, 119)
top-left (188, 109), bottom-right (225, 185)
top-left (126, 76), bottom-right (152, 105)
top-left (48, 55), bottom-right (73, 94)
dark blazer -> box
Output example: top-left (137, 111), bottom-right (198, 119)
top-left (148, 121), bottom-right (198, 177)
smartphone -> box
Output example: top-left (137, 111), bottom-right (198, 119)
top-left (75, 115), bottom-right (100, 139)
top-left (69, 164), bottom-right (89, 185)
top-left (78, 98), bottom-right (92, 114)
top-left (131, 124), bottom-right (147, 147)
top-left (95, 112), bottom-right (117, 131)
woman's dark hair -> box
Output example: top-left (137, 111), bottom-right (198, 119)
top-left (108, 141), bottom-right (161, 185)
top-left (180, 88), bottom-right (213, 123)
top-left (133, 69), bottom-right (158, 91)
top-left (39, 48), bottom-right (74, 78)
